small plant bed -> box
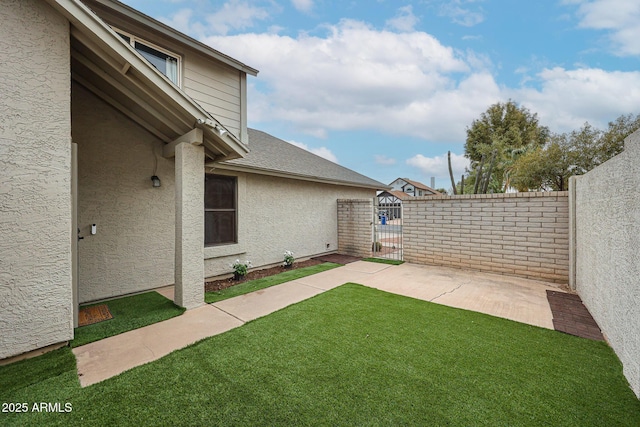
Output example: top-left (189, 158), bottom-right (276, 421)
top-left (204, 261), bottom-right (340, 304)
top-left (362, 257), bottom-right (404, 265)
top-left (71, 292), bottom-right (185, 348)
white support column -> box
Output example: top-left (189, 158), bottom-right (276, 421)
top-left (174, 141), bottom-right (204, 309)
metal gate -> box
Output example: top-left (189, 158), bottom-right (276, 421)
top-left (372, 198), bottom-right (403, 261)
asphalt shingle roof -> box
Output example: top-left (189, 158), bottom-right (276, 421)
top-left (379, 190), bottom-right (414, 200)
top-left (220, 129), bottom-right (388, 190)
top-left (401, 178), bottom-right (440, 194)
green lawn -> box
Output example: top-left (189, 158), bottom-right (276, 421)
top-left (205, 262), bottom-right (340, 303)
top-left (71, 292), bottom-right (185, 347)
top-left (3, 284), bottom-right (639, 426)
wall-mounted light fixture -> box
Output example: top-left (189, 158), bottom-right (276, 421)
top-left (151, 175), bottom-right (161, 187)
top-left (214, 124), bottom-right (227, 137)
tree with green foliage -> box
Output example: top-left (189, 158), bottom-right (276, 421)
top-left (509, 113), bottom-right (640, 191)
top-left (509, 137), bottom-right (572, 191)
top-left (464, 100), bottom-right (550, 193)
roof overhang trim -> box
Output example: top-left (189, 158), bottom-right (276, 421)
top-left (83, 0), bottom-right (258, 76)
top-left (208, 162), bottom-right (390, 191)
top-left (46, 0), bottom-right (249, 161)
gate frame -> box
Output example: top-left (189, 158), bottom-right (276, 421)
top-left (372, 197), bottom-right (403, 261)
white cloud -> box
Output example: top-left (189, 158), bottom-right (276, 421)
top-left (288, 140), bottom-right (338, 163)
top-left (375, 155), bottom-right (397, 165)
top-left (202, 19), bottom-right (499, 142)
top-left (439, 1), bottom-right (485, 27)
top-left (291, 0), bottom-right (313, 13)
top-left (159, 9), bottom-right (200, 36)
top-left (385, 5), bottom-right (419, 32)
top-left (570, 0), bottom-right (640, 56)
top-left (160, 4), bottom-right (640, 145)
top-left (512, 67), bottom-right (640, 132)
top-left (165, 0), bottom-right (269, 36)
top-left (406, 152), bottom-right (470, 182)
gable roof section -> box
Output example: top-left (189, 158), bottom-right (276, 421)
top-left (212, 129), bottom-right (389, 190)
top-left (395, 178), bottom-right (441, 195)
top-left (402, 178), bottom-right (432, 191)
top-left (81, 0), bottom-right (258, 76)
top-left (46, 0), bottom-right (248, 161)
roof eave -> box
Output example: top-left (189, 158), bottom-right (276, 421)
top-left (209, 162), bottom-right (389, 191)
top-left (82, 0), bottom-right (259, 76)
top-left (47, 0), bottom-right (249, 160)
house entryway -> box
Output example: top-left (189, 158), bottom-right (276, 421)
top-left (372, 200), bottom-right (403, 261)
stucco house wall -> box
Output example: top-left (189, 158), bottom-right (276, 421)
top-left (204, 172), bottom-right (374, 277)
top-left (573, 130), bottom-right (640, 398)
top-left (73, 83), bottom-right (176, 303)
top-left (73, 85), bottom-right (375, 301)
top-left (0, 0), bottom-right (73, 358)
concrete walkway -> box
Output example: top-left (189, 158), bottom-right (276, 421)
top-left (73, 261), bottom-right (562, 387)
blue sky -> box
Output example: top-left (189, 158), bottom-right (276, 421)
top-left (120, 0), bottom-right (640, 190)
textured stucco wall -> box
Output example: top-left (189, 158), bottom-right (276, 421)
top-left (174, 142), bottom-right (204, 309)
top-left (0, 1), bottom-right (73, 358)
top-left (73, 84), bottom-right (176, 303)
top-left (574, 130), bottom-right (640, 398)
top-left (403, 192), bottom-right (570, 284)
top-left (74, 84), bottom-right (372, 301)
top-left (204, 173), bottom-right (374, 277)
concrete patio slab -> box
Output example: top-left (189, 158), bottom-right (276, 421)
top-left (72, 260), bottom-right (561, 387)
top-left (294, 267), bottom-right (370, 290)
top-left (73, 304), bottom-right (243, 387)
top-left (212, 281), bottom-right (325, 322)
top-left (432, 272), bottom-right (556, 329)
top-left (154, 285), bottom-right (174, 300)
top-left (341, 260), bottom-right (394, 274)
top-left (360, 263), bottom-right (466, 302)
top-left (355, 263), bottom-right (558, 329)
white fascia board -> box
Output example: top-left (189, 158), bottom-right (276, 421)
top-left (84, 0), bottom-right (258, 76)
top-left (208, 163), bottom-right (389, 191)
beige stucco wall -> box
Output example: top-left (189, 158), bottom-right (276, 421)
top-left (174, 142), bottom-right (204, 309)
top-left (573, 130), bottom-right (640, 398)
top-left (0, 0), bottom-right (73, 359)
top-left (72, 85), bottom-right (370, 301)
top-left (204, 172), bottom-right (374, 277)
top-left (72, 84), bottom-right (176, 303)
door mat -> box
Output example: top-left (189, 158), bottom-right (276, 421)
top-left (78, 304), bottom-right (113, 327)
top-left (546, 290), bottom-right (604, 341)
top-left (312, 253), bottom-right (362, 265)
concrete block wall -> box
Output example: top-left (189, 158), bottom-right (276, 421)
top-left (403, 192), bottom-right (570, 284)
top-left (573, 129), bottom-right (640, 398)
top-left (338, 199), bottom-right (373, 257)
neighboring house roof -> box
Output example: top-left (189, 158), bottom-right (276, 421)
top-left (82, 0), bottom-right (259, 76)
top-left (392, 177), bottom-right (441, 195)
top-left (213, 129), bottom-right (389, 190)
top-left (402, 178), bottom-right (440, 193)
top-left (379, 190), bottom-right (413, 200)
top-left (46, 0), bottom-right (249, 161)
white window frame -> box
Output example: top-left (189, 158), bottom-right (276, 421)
top-left (114, 28), bottom-right (182, 87)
